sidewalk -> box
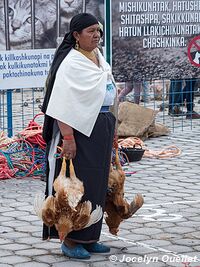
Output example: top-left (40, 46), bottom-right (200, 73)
top-left (0, 123), bottom-right (200, 267)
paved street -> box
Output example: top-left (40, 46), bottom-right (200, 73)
top-left (0, 122), bottom-right (200, 267)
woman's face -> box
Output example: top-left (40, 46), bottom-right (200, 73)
top-left (75, 24), bottom-right (101, 51)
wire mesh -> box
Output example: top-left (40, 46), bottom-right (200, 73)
top-left (0, 78), bottom-right (200, 136)
top-left (0, 88), bottom-right (45, 136)
top-left (117, 78), bottom-right (200, 132)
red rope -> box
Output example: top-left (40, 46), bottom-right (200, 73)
top-left (19, 113), bottom-right (46, 149)
top-left (0, 155), bottom-right (18, 179)
top-left (0, 113), bottom-right (47, 179)
top-left (0, 138), bottom-right (36, 179)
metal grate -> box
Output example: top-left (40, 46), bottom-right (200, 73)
top-left (117, 78), bottom-right (200, 132)
top-left (0, 88), bottom-right (45, 136)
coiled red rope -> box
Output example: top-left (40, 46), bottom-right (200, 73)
top-left (0, 113), bottom-right (46, 179)
top-left (19, 113), bottom-right (46, 149)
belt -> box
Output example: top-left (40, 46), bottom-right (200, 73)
top-left (100, 106), bottom-right (110, 113)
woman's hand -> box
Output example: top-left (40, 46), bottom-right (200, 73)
top-left (61, 138), bottom-right (76, 159)
top-left (57, 120), bottom-right (76, 159)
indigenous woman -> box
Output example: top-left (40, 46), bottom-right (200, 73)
top-left (42, 13), bottom-right (116, 259)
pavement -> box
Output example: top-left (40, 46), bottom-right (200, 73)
top-left (0, 121), bottom-right (200, 267)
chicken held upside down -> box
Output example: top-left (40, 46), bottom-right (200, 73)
top-left (105, 147), bottom-right (144, 235)
top-left (34, 158), bottom-right (102, 241)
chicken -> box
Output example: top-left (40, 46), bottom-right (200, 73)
top-left (105, 147), bottom-right (144, 235)
top-left (34, 158), bottom-right (102, 241)
top-left (54, 199), bottom-right (102, 241)
top-left (53, 158), bottom-right (84, 210)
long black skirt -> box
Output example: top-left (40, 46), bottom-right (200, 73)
top-left (42, 112), bottom-right (116, 243)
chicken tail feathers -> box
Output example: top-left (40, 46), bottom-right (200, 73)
top-left (84, 204), bottom-right (103, 228)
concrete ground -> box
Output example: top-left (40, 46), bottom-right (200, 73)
top-left (0, 120), bottom-right (200, 267)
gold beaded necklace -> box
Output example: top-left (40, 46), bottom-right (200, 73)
top-left (78, 48), bottom-right (98, 64)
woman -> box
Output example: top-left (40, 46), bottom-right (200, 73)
top-left (41, 13), bottom-right (116, 259)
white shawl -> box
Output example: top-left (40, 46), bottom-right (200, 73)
top-left (46, 48), bottom-right (112, 137)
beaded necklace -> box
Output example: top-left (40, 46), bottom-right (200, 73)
top-left (78, 48), bottom-right (99, 66)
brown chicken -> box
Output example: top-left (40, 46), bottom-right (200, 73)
top-left (105, 147), bottom-right (144, 235)
top-left (34, 158), bottom-right (102, 240)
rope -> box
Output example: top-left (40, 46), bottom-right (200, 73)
top-left (0, 155), bottom-right (18, 179)
top-left (117, 137), bottom-right (181, 159)
top-left (0, 114), bottom-right (46, 179)
top-left (143, 145), bottom-right (181, 159)
top-left (18, 113), bottom-right (46, 149)
top-left (0, 137), bottom-right (46, 179)
top-left (118, 137), bottom-right (145, 148)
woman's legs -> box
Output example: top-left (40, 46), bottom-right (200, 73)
top-left (133, 81), bottom-right (142, 104)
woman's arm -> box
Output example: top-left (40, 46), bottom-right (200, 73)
top-left (57, 120), bottom-right (76, 159)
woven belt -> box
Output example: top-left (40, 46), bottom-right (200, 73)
top-left (100, 106), bottom-right (110, 113)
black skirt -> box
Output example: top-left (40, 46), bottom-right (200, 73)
top-left (42, 112), bottom-right (116, 243)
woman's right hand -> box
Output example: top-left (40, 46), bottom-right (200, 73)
top-left (57, 120), bottom-right (76, 159)
top-left (61, 138), bottom-right (76, 159)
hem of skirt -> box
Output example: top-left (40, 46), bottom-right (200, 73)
top-left (66, 237), bottom-right (99, 244)
top-left (42, 235), bottom-right (59, 240)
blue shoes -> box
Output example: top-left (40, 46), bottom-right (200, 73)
top-left (83, 242), bottom-right (110, 253)
top-left (61, 242), bottom-right (90, 259)
top-left (61, 242), bottom-right (110, 259)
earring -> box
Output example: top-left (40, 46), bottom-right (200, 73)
top-left (75, 40), bottom-right (79, 50)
